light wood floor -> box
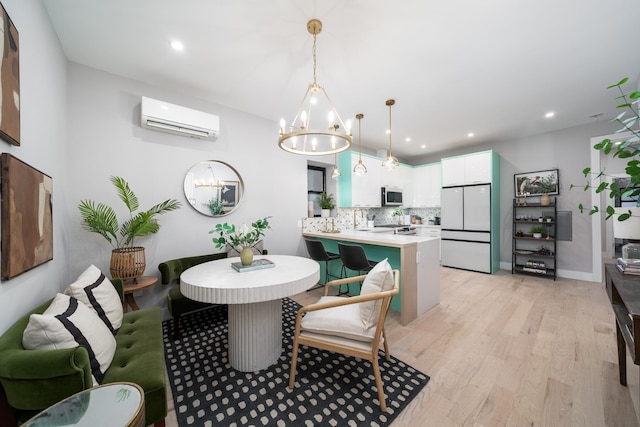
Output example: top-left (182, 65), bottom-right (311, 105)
top-left (163, 267), bottom-right (639, 427)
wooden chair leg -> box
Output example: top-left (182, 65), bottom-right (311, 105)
top-left (288, 339), bottom-right (300, 389)
top-left (372, 357), bottom-right (387, 412)
top-left (382, 328), bottom-right (391, 361)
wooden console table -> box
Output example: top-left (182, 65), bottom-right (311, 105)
top-left (605, 263), bottom-right (640, 386)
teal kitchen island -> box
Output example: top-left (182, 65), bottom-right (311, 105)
top-left (302, 229), bottom-right (440, 325)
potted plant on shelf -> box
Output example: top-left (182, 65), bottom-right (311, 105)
top-left (210, 217), bottom-right (271, 265)
top-left (318, 192), bottom-right (336, 218)
top-left (530, 225), bottom-right (546, 239)
top-left (78, 176), bottom-right (182, 281)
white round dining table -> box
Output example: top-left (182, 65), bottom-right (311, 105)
top-left (180, 254), bottom-right (320, 372)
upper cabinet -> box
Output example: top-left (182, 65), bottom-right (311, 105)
top-left (411, 162), bottom-right (441, 207)
top-left (337, 152), bottom-right (382, 208)
top-left (350, 153), bottom-right (382, 207)
top-left (441, 151), bottom-right (495, 187)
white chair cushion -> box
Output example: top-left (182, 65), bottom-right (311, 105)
top-left (359, 258), bottom-right (394, 330)
top-left (301, 296), bottom-right (375, 343)
top-left (64, 264), bottom-right (123, 333)
top-left (23, 293), bottom-right (117, 386)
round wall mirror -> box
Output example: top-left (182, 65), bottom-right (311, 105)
top-left (184, 160), bottom-right (244, 217)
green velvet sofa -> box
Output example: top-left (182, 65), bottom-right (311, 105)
top-left (0, 279), bottom-right (167, 426)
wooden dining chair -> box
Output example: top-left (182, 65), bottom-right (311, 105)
top-left (288, 260), bottom-right (399, 411)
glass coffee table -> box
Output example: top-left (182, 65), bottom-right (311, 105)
top-left (23, 382), bottom-right (144, 427)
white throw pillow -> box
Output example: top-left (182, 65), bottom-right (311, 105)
top-left (64, 264), bottom-right (122, 333)
top-left (301, 296), bottom-right (375, 342)
top-left (23, 293), bottom-right (116, 386)
top-left (359, 259), bottom-right (395, 330)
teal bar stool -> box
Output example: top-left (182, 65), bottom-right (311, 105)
top-left (304, 239), bottom-right (341, 291)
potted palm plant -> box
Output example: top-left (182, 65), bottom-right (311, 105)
top-left (78, 176), bottom-right (181, 281)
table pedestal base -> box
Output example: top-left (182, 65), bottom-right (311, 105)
top-left (228, 299), bottom-right (282, 372)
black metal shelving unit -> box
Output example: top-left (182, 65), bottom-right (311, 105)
top-left (512, 198), bottom-right (557, 281)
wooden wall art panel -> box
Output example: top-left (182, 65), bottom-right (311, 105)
top-left (1, 154), bottom-right (52, 280)
top-left (0, 3), bottom-right (19, 146)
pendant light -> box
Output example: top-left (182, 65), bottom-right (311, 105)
top-left (331, 150), bottom-right (341, 179)
top-left (278, 19), bottom-right (352, 156)
top-left (353, 113), bottom-right (367, 176)
top-left (382, 99), bottom-right (400, 170)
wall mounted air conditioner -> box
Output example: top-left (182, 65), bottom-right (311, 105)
top-left (140, 96), bottom-right (219, 140)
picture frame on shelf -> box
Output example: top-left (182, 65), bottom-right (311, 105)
top-left (514, 169), bottom-right (559, 197)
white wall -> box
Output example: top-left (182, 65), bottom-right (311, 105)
top-left (0, 0), bottom-right (69, 333)
top-left (413, 120), bottom-right (619, 279)
top-left (64, 63), bottom-right (310, 313)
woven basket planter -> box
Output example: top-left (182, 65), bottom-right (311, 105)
top-left (110, 247), bottom-right (146, 281)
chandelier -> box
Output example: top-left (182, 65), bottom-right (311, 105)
top-left (278, 19), bottom-right (352, 156)
top-left (382, 99), bottom-right (400, 170)
top-left (353, 113), bottom-right (367, 176)
top-left (194, 164), bottom-right (223, 189)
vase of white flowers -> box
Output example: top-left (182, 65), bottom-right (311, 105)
top-left (209, 217), bottom-right (271, 265)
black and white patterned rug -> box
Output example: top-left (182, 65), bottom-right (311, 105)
top-left (162, 298), bottom-right (430, 426)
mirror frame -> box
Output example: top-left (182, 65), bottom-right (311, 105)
top-left (184, 160), bottom-right (244, 217)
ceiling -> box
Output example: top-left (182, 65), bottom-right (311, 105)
top-left (42, 0), bottom-right (640, 161)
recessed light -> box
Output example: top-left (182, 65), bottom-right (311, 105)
top-left (420, 144), bottom-right (426, 149)
top-left (545, 112), bottom-right (555, 118)
top-left (170, 40), bottom-right (184, 51)
top-left (467, 132), bottom-right (474, 138)
top-left (405, 137), bottom-right (411, 142)
top-left (386, 129), bottom-right (391, 135)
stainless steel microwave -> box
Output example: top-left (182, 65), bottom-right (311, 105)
top-left (381, 187), bottom-right (403, 206)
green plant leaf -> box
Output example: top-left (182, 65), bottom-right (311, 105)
top-left (110, 176), bottom-right (139, 213)
top-left (607, 77), bottom-right (628, 89)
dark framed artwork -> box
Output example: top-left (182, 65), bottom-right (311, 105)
top-left (220, 181), bottom-right (239, 209)
top-left (514, 169), bottom-right (559, 197)
top-left (1, 154), bottom-right (53, 280)
top-left (0, 3), bottom-right (19, 146)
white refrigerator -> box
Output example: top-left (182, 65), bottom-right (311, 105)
top-left (440, 184), bottom-right (492, 273)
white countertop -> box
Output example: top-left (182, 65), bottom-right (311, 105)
top-left (303, 229), bottom-right (439, 248)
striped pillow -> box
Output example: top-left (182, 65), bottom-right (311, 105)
top-left (23, 293), bottom-right (116, 385)
top-left (64, 265), bottom-right (122, 333)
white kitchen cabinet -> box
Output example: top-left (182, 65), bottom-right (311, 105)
top-left (441, 156), bottom-right (465, 187)
top-left (350, 153), bottom-right (382, 207)
top-left (441, 151), bottom-right (493, 187)
top-left (411, 163), bottom-right (441, 207)
top-left (464, 151), bottom-right (492, 184)
top-left (412, 166), bottom-right (429, 207)
top-left (429, 163), bottom-right (442, 206)
top-left (418, 225), bottom-right (441, 261)
top-left (380, 164), bottom-right (405, 188)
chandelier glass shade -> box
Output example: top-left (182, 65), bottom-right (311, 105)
top-left (278, 19), bottom-right (352, 156)
top-left (383, 99), bottom-right (400, 171)
top-left (353, 113), bottom-right (367, 176)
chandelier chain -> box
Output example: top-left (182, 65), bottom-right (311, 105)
top-left (312, 33), bottom-right (317, 85)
